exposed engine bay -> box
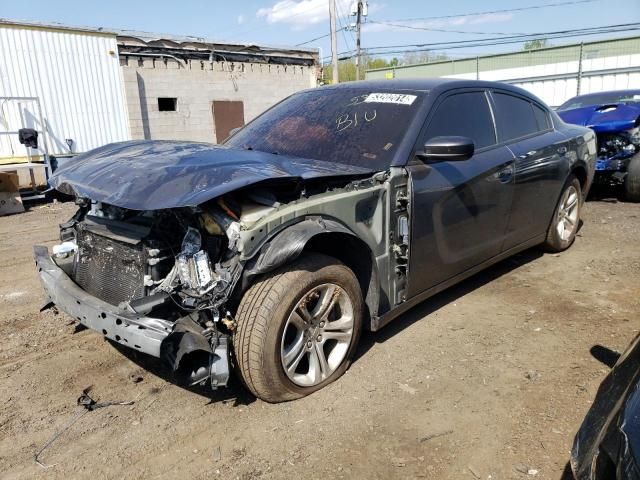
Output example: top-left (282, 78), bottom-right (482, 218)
top-left (51, 197), bottom-right (247, 387)
top-left (594, 127), bottom-right (640, 183)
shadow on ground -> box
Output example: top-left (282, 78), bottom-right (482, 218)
top-left (356, 247), bottom-right (544, 359)
top-left (109, 340), bottom-right (256, 406)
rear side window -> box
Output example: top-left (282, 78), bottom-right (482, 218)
top-left (493, 93), bottom-right (540, 142)
top-left (532, 103), bottom-right (551, 130)
top-left (423, 92), bottom-right (496, 149)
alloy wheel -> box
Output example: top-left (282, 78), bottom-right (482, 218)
top-left (556, 185), bottom-right (579, 241)
top-left (280, 283), bottom-right (355, 387)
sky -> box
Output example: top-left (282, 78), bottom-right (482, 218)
top-left (1, 0), bottom-right (639, 62)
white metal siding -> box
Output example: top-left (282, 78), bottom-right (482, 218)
top-left (0, 25), bottom-right (129, 162)
top-left (437, 53), bottom-right (640, 106)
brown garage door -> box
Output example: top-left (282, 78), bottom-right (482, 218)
top-left (212, 100), bottom-right (245, 143)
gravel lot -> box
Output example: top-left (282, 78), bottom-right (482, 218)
top-left (0, 198), bottom-right (638, 480)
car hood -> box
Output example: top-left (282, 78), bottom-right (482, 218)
top-left (50, 141), bottom-right (376, 210)
top-left (557, 103), bottom-right (640, 133)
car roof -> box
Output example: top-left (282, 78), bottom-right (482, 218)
top-left (320, 78), bottom-right (527, 93)
top-left (315, 78), bottom-right (544, 103)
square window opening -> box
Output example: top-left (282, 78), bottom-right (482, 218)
top-left (158, 97), bottom-right (177, 112)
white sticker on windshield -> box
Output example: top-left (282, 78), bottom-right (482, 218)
top-left (364, 93), bottom-right (417, 105)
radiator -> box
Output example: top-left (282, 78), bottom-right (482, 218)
top-left (73, 227), bottom-right (147, 306)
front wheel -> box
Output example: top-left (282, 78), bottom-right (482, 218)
top-left (233, 253), bottom-right (363, 403)
top-left (543, 175), bottom-right (582, 252)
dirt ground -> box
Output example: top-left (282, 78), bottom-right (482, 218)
top-left (0, 197), bottom-right (638, 480)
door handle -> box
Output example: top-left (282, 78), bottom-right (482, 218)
top-left (497, 165), bottom-right (514, 183)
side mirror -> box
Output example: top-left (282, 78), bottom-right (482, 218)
top-left (416, 136), bottom-right (474, 162)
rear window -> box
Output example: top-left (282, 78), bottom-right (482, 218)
top-left (225, 88), bottom-right (425, 170)
top-left (493, 93), bottom-right (540, 142)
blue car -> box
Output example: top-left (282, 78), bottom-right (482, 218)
top-left (557, 90), bottom-right (640, 201)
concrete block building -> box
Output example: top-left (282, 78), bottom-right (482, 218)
top-left (117, 34), bottom-right (318, 143)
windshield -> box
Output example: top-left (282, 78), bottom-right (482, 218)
top-left (225, 88), bottom-right (425, 170)
top-left (558, 91), bottom-right (640, 111)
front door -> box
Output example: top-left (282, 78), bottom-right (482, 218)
top-left (406, 90), bottom-right (515, 298)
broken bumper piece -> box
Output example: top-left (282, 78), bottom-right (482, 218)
top-left (33, 245), bottom-right (230, 388)
top-left (34, 245), bottom-right (172, 356)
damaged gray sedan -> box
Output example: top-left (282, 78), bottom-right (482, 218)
top-left (34, 79), bottom-right (596, 402)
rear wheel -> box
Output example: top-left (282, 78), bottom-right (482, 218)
top-left (233, 253), bottom-right (363, 403)
top-left (624, 153), bottom-right (640, 202)
top-left (543, 175), bottom-right (582, 252)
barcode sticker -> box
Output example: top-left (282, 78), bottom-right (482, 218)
top-left (364, 93), bottom-right (417, 105)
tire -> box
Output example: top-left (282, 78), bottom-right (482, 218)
top-left (624, 153), bottom-right (640, 202)
top-left (233, 253), bottom-right (363, 403)
top-left (543, 175), bottom-right (582, 253)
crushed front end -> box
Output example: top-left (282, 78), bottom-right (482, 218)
top-left (593, 127), bottom-right (640, 186)
top-left (34, 199), bottom-right (243, 388)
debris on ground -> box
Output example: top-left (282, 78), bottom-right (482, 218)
top-left (468, 465), bottom-right (481, 478)
top-left (524, 370), bottom-right (541, 381)
top-left (213, 446), bottom-right (222, 462)
top-left (33, 387), bottom-right (134, 468)
top-left (396, 382), bottom-right (417, 395)
top-left (419, 430), bottom-right (453, 443)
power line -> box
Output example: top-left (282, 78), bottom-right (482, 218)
top-left (297, 3), bottom-right (354, 48)
top-left (336, 0), bottom-right (356, 47)
top-left (296, 28), bottom-right (344, 47)
top-left (364, 28), bottom-right (640, 57)
top-left (366, 23), bottom-right (640, 51)
top-left (322, 23), bottom-right (640, 60)
top-left (335, 1), bottom-right (353, 52)
top-left (385, 0), bottom-right (603, 23)
top-left (367, 21), bottom-right (526, 36)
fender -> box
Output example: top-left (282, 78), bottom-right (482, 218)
top-left (243, 217), bottom-right (355, 278)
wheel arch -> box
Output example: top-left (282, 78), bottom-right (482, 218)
top-left (240, 218), bottom-right (381, 325)
top-left (303, 232), bottom-right (380, 324)
top-left (571, 163), bottom-right (589, 197)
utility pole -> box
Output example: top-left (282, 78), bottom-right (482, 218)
top-left (352, 1), bottom-right (367, 80)
top-left (576, 41), bottom-right (584, 96)
top-left (329, 0), bottom-right (339, 84)
top-left (355, 1), bottom-right (362, 80)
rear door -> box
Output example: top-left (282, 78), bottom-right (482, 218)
top-left (490, 91), bottom-right (569, 249)
top-left (406, 89), bottom-right (515, 298)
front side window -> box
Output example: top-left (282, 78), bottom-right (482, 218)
top-left (422, 92), bottom-right (496, 150)
top-left (226, 88), bottom-right (425, 170)
top-left (493, 93), bottom-right (540, 142)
